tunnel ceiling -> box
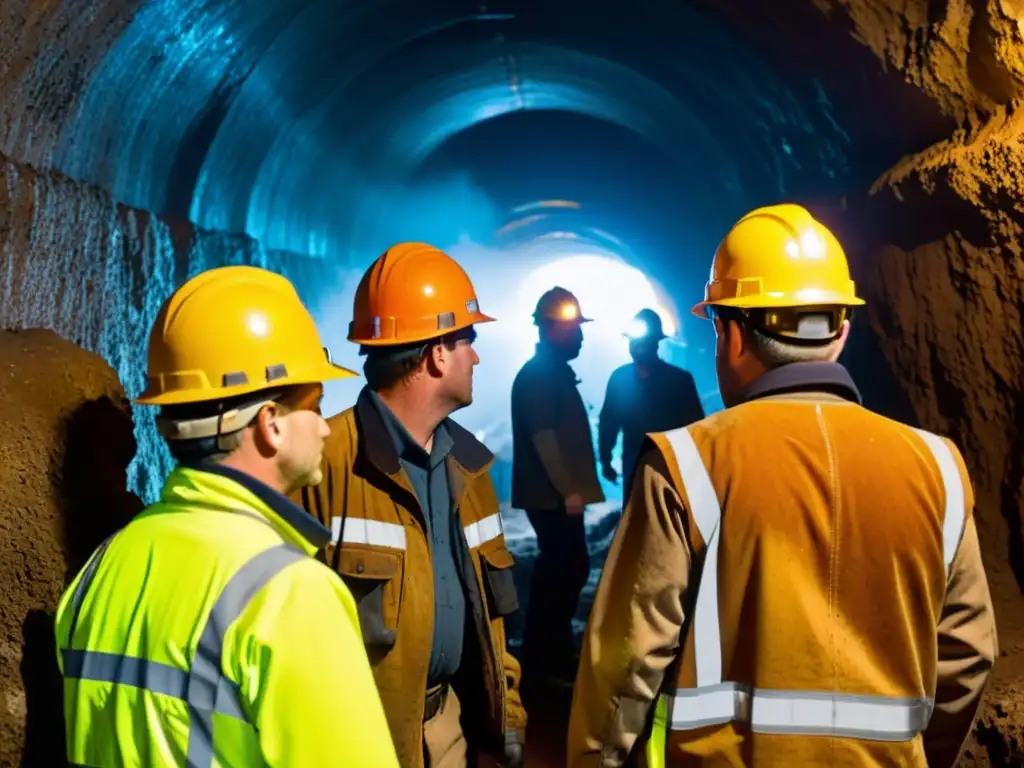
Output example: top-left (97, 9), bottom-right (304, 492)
top-left (0, 0), bottom-right (955, 258)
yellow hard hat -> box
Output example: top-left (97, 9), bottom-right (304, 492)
top-left (136, 265), bottom-right (357, 407)
top-left (692, 203), bottom-right (865, 319)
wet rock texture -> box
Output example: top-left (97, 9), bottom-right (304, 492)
top-left (0, 329), bottom-right (141, 766)
top-left (0, 151), bottom-right (337, 504)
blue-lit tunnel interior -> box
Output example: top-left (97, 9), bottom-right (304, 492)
top-left (7, 0), bottom-right (949, 494)
top-left (0, 0), bottom-right (958, 613)
top-left (1, 0), bottom-right (979, 755)
top-left (0, 0), bottom-right (961, 504)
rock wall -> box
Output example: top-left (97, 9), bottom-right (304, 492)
top-left (0, 151), bottom-right (341, 504)
top-left (855, 154), bottom-right (1024, 768)
top-left (0, 329), bottom-right (141, 767)
top-left (806, 2), bottom-right (1024, 762)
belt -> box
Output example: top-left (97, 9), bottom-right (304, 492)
top-left (424, 683), bottom-right (449, 722)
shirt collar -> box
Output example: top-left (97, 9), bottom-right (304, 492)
top-left (161, 463), bottom-right (330, 553)
top-left (367, 389), bottom-right (454, 470)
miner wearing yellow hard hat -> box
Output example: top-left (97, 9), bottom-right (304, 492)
top-left (568, 204), bottom-right (997, 767)
top-left (54, 265), bottom-right (399, 767)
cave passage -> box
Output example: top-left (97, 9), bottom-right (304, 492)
top-left (2, 0), bottom-right (1023, 766)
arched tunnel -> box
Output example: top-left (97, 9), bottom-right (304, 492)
top-left (1, 0), bottom-right (1023, 764)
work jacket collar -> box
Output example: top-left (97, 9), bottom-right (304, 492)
top-left (739, 361), bottom-right (862, 405)
top-left (368, 389), bottom-right (454, 471)
top-left (354, 386), bottom-right (493, 479)
top-left (161, 463), bottom-right (330, 554)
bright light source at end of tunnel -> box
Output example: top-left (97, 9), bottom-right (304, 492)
top-left (517, 253), bottom-right (676, 339)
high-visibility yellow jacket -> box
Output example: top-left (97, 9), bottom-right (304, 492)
top-left (55, 462), bottom-right (399, 768)
top-left (568, 362), bottom-right (997, 768)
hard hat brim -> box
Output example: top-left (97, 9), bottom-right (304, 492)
top-left (134, 360), bottom-right (359, 407)
top-left (623, 330), bottom-right (666, 340)
top-left (692, 294), bottom-right (866, 319)
top-left (534, 314), bottom-right (593, 325)
top-left (350, 312), bottom-right (496, 347)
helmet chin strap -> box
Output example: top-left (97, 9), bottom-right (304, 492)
top-left (157, 388), bottom-right (288, 448)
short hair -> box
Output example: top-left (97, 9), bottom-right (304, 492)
top-left (361, 327), bottom-right (475, 391)
top-left (159, 386), bottom-right (296, 464)
top-left (714, 307), bottom-right (844, 370)
top-left (746, 326), bottom-right (842, 368)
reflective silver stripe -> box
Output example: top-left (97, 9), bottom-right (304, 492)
top-left (186, 544), bottom-right (305, 766)
top-left (663, 427), bottom-right (722, 686)
top-left (61, 649), bottom-right (247, 721)
top-left (62, 542), bottom-right (305, 767)
top-left (464, 513), bottom-right (503, 549)
top-left (331, 516), bottom-right (407, 549)
top-left (660, 423), bottom-right (943, 742)
top-left (67, 534), bottom-right (116, 644)
top-left (664, 686), bottom-right (934, 741)
top-left (912, 428), bottom-right (966, 574)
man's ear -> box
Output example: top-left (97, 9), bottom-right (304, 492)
top-left (423, 343), bottom-right (445, 378)
top-left (830, 319), bottom-right (851, 361)
top-left (727, 318), bottom-right (747, 360)
top-left (253, 403), bottom-right (284, 454)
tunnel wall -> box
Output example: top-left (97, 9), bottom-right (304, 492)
top-left (0, 151), bottom-right (338, 503)
top-left (0, 329), bottom-right (141, 767)
top-left (795, 4), bottom-right (1024, 759)
top-left (856, 145), bottom-right (1024, 765)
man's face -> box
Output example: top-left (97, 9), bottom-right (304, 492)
top-left (272, 384), bottom-right (331, 492)
top-left (546, 321), bottom-right (584, 360)
top-left (629, 337), bottom-right (658, 363)
top-left (436, 327), bottom-right (479, 411)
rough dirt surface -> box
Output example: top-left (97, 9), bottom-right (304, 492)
top-left (0, 329), bottom-right (141, 767)
top-left (798, 2), bottom-right (1024, 764)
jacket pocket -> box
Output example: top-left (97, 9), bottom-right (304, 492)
top-left (333, 545), bottom-right (403, 648)
top-left (478, 545), bottom-right (520, 617)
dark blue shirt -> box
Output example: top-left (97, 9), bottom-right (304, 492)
top-left (369, 391), bottom-right (465, 684)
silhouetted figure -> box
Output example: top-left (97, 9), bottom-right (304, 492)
top-left (598, 308), bottom-right (704, 498)
top-left (511, 287), bottom-right (604, 697)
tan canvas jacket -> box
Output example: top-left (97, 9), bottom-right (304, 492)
top-left (568, 363), bottom-right (997, 767)
top-left (295, 389), bottom-right (526, 768)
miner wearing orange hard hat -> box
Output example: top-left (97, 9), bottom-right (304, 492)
top-left (56, 265), bottom-right (399, 766)
top-left (568, 204), bottom-right (997, 767)
top-left (294, 243), bottom-right (526, 768)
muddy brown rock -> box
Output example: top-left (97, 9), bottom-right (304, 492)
top-left (0, 329), bottom-right (141, 767)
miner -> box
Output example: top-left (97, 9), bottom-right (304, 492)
top-left (598, 306), bottom-right (705, 499)
top-left (510, 286), bottom-right (604, 697)
top-left (55, 265), bottom-right (399, 765)
top-left (295, 242), bottom-right (526, 768)
top-left (568, 204), bottom-right (997, 767)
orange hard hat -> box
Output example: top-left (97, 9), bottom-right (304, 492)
top-left (349, 242), bottom-right (495, 346)
top-left (136, 265), bottom-right (356, 406)
top-left (692, 203), bottom-right (865, 319)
